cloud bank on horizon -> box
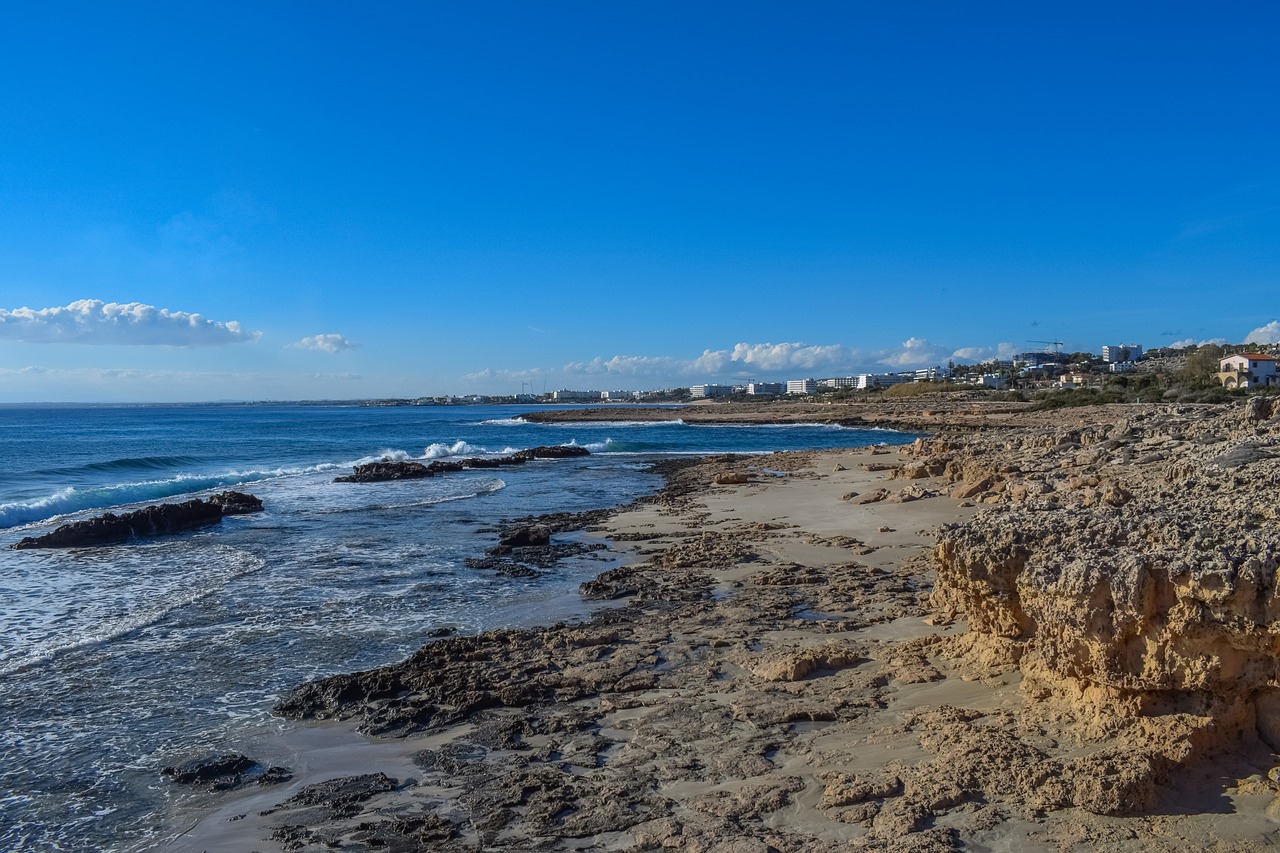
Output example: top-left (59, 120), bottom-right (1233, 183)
top-left (466, 337), bottom-right (1035, 388)
top-left (0, 300), bottom-right (257, 347)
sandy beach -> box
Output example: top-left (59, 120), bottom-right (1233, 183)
top-left (164, 399), bottom-right (1280, 851)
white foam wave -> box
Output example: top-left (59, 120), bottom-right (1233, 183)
top-left (422, 440), bottom-right (484, 459)
top-left (543, 419), bottom-right (686, 428)
top-left (0, 547), bottom-right (267, 678)
top-left (0, 463), bottom-right (350, 530)
top-left (476, 418), bottom-right (528, 426)
top-left (306, 478), bottom-right (506, 514)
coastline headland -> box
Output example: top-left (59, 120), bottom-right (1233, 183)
top-left (517, 397), bottom-right (1033, 432)
top-left (168, 398), bottom-right (1280, 851)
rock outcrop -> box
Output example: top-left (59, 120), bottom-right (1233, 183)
top-left (12, 493), bottom-right (264, 549)
top-left (335, 446), bottom-right (591, 482)
top-left (161, 752), bottom-right (291, 791)
top-left (922, 400), bottom-right (1280, 808)
top-left (334, 460), bottom-right (435, 482)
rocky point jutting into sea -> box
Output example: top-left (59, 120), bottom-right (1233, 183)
top-left (163, 397), bottom-right (1280, 852)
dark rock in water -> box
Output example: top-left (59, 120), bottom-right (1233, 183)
top-left (257, 765), bottom-right (293, 786)
top-left (463, 556), bottom-right (546, 577)
top-left (11, 496), bottom-right (250, 549)
top-left (161, 752), bottom-right (292, 792)
top-left (335, 447), bottom-right (588, 481)
top-left (334, 460), bottom-right (433, 483)
top-left (519, 445), bottom-right (591, 460)
top-left (468, 541), bottom-right (608, 576)
top-left (162, 753), bottom-right (256, 789)
top-left (486, 524), bottom-right (552, 556)
top-left (208, 490), bottom-right (264, 515)
top-left (459, 455), bottom-right (527, 469)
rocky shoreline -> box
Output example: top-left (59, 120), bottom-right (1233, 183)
top-left (168, 400), bottom-right (1280, 851)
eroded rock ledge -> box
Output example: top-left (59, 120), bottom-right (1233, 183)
top-left (924, 399), bottom-right (1280, 813)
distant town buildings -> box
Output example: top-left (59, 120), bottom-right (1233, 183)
top-left (1102, 344), bottom-right (1143, 364)
top-left (913, 366), bottom-right (951, 382)
top-left (553, 389), bottom-right (639, 401)
top-left (690, 384), bottom-right (735, 399)
top-left (1015, 351), bottom-right (1063, 367)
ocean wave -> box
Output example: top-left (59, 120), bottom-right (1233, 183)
top-left (0, 547), bottom-right (267, 677)
top-left (303, 478), bottom-right (506, 515)
top-left (541, 419), bottom-right (686, 428)
top-left (422, 440), bottom-right (485, 459)
top-left (0, 463), bottom-right (349, 530)
top-left (35, 455), bottom-right (208, 479)
top-left (476, 418), bottom-right (528, 426)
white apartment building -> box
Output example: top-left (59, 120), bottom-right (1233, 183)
top-left (747, 382), bottom-right (785, 395)
top-left (551, 389), bottom-right (598, 402)
top-left (690, 384), bottom-right (735, 398)
top-left (1102, 344), bottom-right (1143, 363)
top-left (787, 379), bottom-right (817, 395)
top-left (855, 373), bottom-right (911, 390)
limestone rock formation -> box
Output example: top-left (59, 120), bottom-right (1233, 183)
top-left (925, 400), bottom-right (1280, 806)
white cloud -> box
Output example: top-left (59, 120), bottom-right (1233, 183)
top-left (291, 333), bottom-right (358, 353)
top-left (1167, 337), bottom-right (1226, 348)
top-left (560, 341), bottom-right (861, 379)
top-left (563, 355), bottom-right (694, 377)
top-left (0, 300), bottom-right (258, 346)
top-left (950, 342), bottom-right (1019, 364)
top-left (1245, 321), bottom-right (1280, 345)
top-left (461, 367), bottom-right (553, 384)
top-left (463, 340), bottom-right (865, 392)
top-left (727, 342), bottom-right (857, 371)
top-left (877, 337), bottom-right (951, 368)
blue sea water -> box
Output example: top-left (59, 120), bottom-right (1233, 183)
top-left (0, 403), bottom-right (917, 852)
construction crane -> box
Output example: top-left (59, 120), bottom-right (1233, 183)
top-left (1028, 339), bottom-right (1065, 354)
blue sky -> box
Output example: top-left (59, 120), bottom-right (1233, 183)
top-left (1, 1), bottom-right (1277, 401)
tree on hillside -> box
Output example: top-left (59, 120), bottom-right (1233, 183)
top-left (1178, 344), bottom-right (1224, 388)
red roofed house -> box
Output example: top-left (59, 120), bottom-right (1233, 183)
top-left (1218, 353), bottom-right (1278, 389)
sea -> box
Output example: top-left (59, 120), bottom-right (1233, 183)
top-left (0, 402), bottom-right (918, 852)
